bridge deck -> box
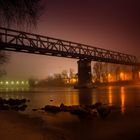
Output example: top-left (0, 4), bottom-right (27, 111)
top-left (0, 27), bottom-right (139, 66)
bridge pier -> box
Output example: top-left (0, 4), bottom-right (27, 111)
top-left (75, 59), bottom-right (93, 88)
top-left (132, 66), bottom-right (140, 81)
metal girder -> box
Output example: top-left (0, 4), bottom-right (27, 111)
top-left (0, 27), bottom-right (139, 66)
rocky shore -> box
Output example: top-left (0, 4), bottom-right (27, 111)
top-left (1, 98), bottom-right (140, 140)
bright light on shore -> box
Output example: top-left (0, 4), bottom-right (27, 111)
top-left (0, 80), bottom-right (29, 86)
top-left (108, 73), bottom-right (112, 82)
top-left (11, 81), bottom-right (14, 85)
top-left (120, 72), bottom-right (125, 80)
top-left (5, 81), bottom-right (9, 85)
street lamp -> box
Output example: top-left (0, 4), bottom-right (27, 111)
top-left (120, 72), bottom-right (124, 81)
top-left (108, 73), bottom-right (111, 82)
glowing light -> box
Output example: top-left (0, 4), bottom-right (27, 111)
top-left (121, 86), bottom-right (125, 114)
top-left (108, 73), bottom-right (112, 82)
top-left (5, 81), bottom-right (9, 85)
top-left (108, 86), bottom-right (112, 105)
top-left (67, 72), bottom-right (70, 78)
top-left (71, 93), bottom-right (79, 105)
top-left (120, 72), bottom-right (125, 81)
top-left (70, 78), bottom-right (77, 84)
top-left (0, 80), bottom-right (29, 87)
top-left (11, 81), bottom-right (14, 85)
top-left (65, 92), bottom-right (79, 106)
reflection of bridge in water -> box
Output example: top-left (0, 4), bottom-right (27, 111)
top-left (0, 27), bottom-right (140, 88)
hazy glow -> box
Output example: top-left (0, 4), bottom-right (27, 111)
top-left (70, 78), bottom-right (77, 84)
top-left (121, 87), bottom-right (125, 114)
top-left (4, 0), bottom-right (140, 79)
top-left (5, 81), bottom-right (9, 85)
top-left (0, 80), bottom-right (29, 87)
top-left (120, 72), bottom-right (125, 81)
top-left (65, 92), bottom-right (79, 106)
top-left (108, 86), bottom-right (113, 105)
top-left (108, 73), bottom-right (112, 82)
top-left (11, 81), bottom-right (14, 85)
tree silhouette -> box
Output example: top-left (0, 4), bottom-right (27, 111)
top-left (0, 51), bottom-right (9, 77)
top-left (0, 0), bottom-right (43, 27)
top-left (93, 62), bottom-right (109, 82)
top-left (0, 0), bottom-right (44, 77)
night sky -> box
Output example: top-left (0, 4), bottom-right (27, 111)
top-left (4, 0), bottom-right (140, 80)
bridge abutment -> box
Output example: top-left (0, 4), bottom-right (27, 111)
top-left (75, 59), bottom-right (93, 88)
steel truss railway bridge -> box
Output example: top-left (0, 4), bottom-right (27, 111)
top-left (0, 27), bottom-right (140, 88)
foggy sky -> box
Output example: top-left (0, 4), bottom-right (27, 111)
top-left (4, 0), bottom-right (140, 80)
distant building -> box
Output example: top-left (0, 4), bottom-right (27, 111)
top-left (0, 80), bottom-right (29, 87)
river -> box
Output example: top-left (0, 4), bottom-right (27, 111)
top-left (1, 85), bottom-right (140, 140)
top-left (1, 85), bottom-right (140, 114)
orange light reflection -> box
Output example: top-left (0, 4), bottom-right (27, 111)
top-left (121, 86), bottom-right (125, 114)
top-left (65, 92), bottom-right (79, 106)
top-left (108, 86), bottom-right (112, 105)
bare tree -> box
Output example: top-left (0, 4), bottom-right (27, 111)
top-left (0, 51), bottom-right (9, 77)
top-left (0, 51), bottom-right (8, 65)
top-left (93, 62), bottom-right (108, 82)
top-left (0, 0), bottom-right (43, 27)
top-left (61, 70), bottom-right (68, 79)
top-left (69, 68), bottom-right (75, 78)
top-left (93, 62), bottom-right (133, 83)
top-left (0, 0), bottom-right (44, 77)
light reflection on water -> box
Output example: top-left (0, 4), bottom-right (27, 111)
top-left (120, 87), bottom-right (125, 114)
top-left (0, 85), bottom-right (140, 114)
top-left (108, 86), bottom-right (113, 105)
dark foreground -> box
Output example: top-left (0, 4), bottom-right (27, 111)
top-left (1, 107), bottom-right (140, 140)
top-left (1, 85), bottom-right (140, 140)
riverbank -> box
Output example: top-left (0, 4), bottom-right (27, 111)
top-left (95, 80), bottom-right (140, 87)
top-left (0, 110), bottom-right (69, 140)
top-left (1, 107), bottom-right (140, 140)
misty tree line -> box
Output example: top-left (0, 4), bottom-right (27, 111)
top-left (29, 63), bottom-right (133, 87)
top-left (30, 69), bottom-right (76, 87)
top-left (93, 62), bottom-right (132, 82)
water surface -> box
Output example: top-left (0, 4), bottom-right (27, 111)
top-left (1, 85), bottom-right (140, 114)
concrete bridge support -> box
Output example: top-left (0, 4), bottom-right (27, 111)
top-left (75, 59), bottom-right (93, 88)
top-left (132, 66), bottom-right (140, 81)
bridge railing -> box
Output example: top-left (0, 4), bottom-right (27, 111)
top-left (0, 27), bottom-right (138, 65)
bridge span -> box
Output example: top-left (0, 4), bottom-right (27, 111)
top-left (0, 27), bottom-right (140, 88)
